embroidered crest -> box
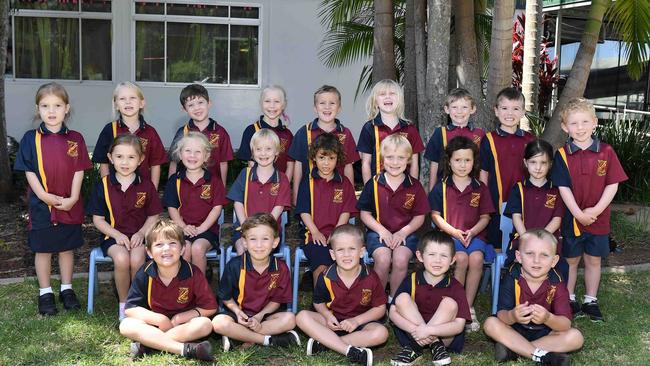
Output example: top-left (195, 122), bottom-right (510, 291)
top-left (546, 285), bottom-right (557, 305)
top-left (333, 188), bottom-right (343, 203)
top-left (270, 183), bottom-right (280, 196)
top-left (545, 194), bottom-right (557, 209)
top-left (472, 135), bottom-right (482, 146)
top-left (138, 137), bottom-right (149, 152)
top-left (209, 133), bottom-right (220, 147)
top-left (403, 193), bottom-right (415, 209)
top-left (398, 131), bottom-right (409, 140)
top-left (200, 185), bottom-right (211, 200)
top-left (177, 287), bottom-right (190, 304)
top-left (280, 138), bottom-right (289, 153)
top-left (360, 289), bottom-right (372, 306)
top-left (66, 140), bottom-right (78, 157)
top-left (597, 160), bottom-right (607, 177)
top-left (470, 192), bottom-right (481, 207)
top-left (337, 133), bottom-right (346, 145)
top-left (135, 192), bottom-right (147, 208)
top-left (268, 273), bottom-right (280, 290)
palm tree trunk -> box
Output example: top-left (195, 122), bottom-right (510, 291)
top-left (521, 0), bottom-right (543, 130)
top-left (404, 0), bottom-right (418, 122)
top-left (0, 0), bottom-right (12, 201)
top-left (486, 0), bottom-right (515, 117)
top-left (542, 0), bottom-right (611, 147)
top-left (373, 0), bottom-right (396, 82)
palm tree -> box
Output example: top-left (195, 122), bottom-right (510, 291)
top-left (373, 0), bottom-right (396, 81)
top-left (486, 0), bottom-right (515, 116)
top-left (520, 0), bottom-right (542, 130)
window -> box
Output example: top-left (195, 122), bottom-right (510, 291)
top-left (11, 0), bottom-right (112, 80)
top-left (134, 1), bottom-right (260, 85)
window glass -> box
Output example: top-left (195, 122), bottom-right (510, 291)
top-left (135, 21), bottom-right (165, 82)
top-left (166, 22), bottom-right (228, 83)
top-left (82, 19), bottom-right (112, 80)
top-left (230, 25), bottom-right (258, 84)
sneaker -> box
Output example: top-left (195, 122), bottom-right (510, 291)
top-left (539, 351), bottom-right (570, 366)
top-left (347, 346), bottom-right (373, 366)
top-left (222, 335), bottom-right (231, 352)
top-left (306, 338), bottom-right (327, 356)
top-left (183, 340), bottom-right (213, 361)
top-left (59, 289), bottom-right (81, 311)
top-left (270, 330), bottom-right (301, 347)
top-left (390, 346), bottom-right (423, 366)
top-left (430, 340), bottom-right (451, 366)
top-left (128, 342), bottom-right (152, 360)
top-left (38, 293), bottom-right (58, 316)
top-left (465, 307), bottom-right (480, 332)
top-left (581, 300), bottom-right (604, 322)
top-left (494, 342), bottom-right (517, 363)
top-left (569, 300), bottom-right (582, 319)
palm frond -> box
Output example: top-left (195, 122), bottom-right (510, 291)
top-left (318, 0), bottom-right (374, 29)
top-left (606, 0), bottom-right (650, 80)
top-left (354, 65), bottom-right (374, 101)
top-left (319, 21), bottom-right (374, 68)
top-left (475, 12), bottom-right (493, 79)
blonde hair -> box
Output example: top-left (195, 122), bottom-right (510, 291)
top-left (260, 85), bottom-right (287, 110)
top-left (328, 224), bottom-right (365, 249)
top-left (34, 82), bottom-right (71, 122)
top-left (560, 97), bottom-right (597, 124)
top-left (146, 219), bottom-right (185, 249)
top-left (112, 81), bottom-right (145, 119)
top-left (250, 128), bottom-right (280, 154)
top-left (365, 79), bottom-right (406, 121)
top-left (380, 134), bottom-right (413, 160)
top-left (313, 85), bottom-right (341, 106)
top-left (171, 131), bottom-right (212, 164)
top-left (519, 229), bottom-right (558, 255)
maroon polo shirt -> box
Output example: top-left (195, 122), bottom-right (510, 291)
top-left (218, 253), bottom-right (292, 316)
top-left (357, 173), bottom-right (430, 233)
top-left (125, 259), bottom-right (218, 318)
top-left (162, 169), bottom-right (229, 235)
top-left (313, 264), bottom-right (387, 321)
top-left (227, 165), bottom-right (292, 218)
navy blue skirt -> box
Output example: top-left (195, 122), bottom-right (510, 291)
top-left (28, 224), bottom-right (84, 253)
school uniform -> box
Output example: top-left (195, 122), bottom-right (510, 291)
top-left (125, 258), bottom-right (218, 318)
top-left (479, 127), bottom-right (536, 246)
top-left (496, 263), bottom-right (571, 341)
top-left (237, 117), bottom-right (294, 174)
top-left (14, 123), bottom-right (93, 252)
top-left (295, 168), bottom-right (358, 271)
top-left (170, 118), bottom-right (234, 181)
top-left (429, 178), bottom-right (495, 260)
top-left (288, 119), bottom-right (360, 178)
top-left (391, 271), bottom-right (470, 353)
top-left (550, 138), bottom-right (627, 258)
top-left (162, 168), bottom-right (229, 249)
top-left (92, 116), bottom-right (168, 181)
top-left (357, 115), bottom-right (425, 176)
top-left (218, 252), bottom-right (292, 317)
top-left (86, 171), bottom-right (163, 256)
top-left (424, 122), bottom-right (485, 182)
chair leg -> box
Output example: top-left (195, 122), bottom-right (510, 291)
top-left (292, 249), bottom-right (303, 313)
top-left (491, 260), bottom-right (502, 315)
top-left (87, 252), bottom-right (96, 314)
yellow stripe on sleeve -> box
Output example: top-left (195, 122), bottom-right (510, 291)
top-left (176, 177), bottom-right (182, 211)
top-left (441, 128), bottom-right (447, 147)
top-left (307, 123), bottom-right (314, 172)
top-left (558, 148), bottom-right (581, 237)
top-left (111, 121), bottom-right (117, 138)
top-left (243, 167), bottom-right (251, 218)
top-left (102, 176), bottom-right (115, 240)
top-left (514, 278), bottom-right (521, 306)
top-left (485, 133), bottom-right (504, 213)
top-left (147, 276), bottom-right (153, 308)
top-left (410, 272), bottom-right (416, 300)
top-left (517, 182), bottom-right (524, 222)
top-left (324, 276), bottom-right (335, 309)
top-left (374, 125), bottom-right (381, 175)
top-left (373, 176), bottom-right (380, 222)
top-left (237, 253), bottom-right (247, 306)
top-left (442, 181), bottom-right (447, 220)
top-left (34, 131), bottom-right (49, 195)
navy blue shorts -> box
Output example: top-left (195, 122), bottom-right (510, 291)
top-left (513, 323), bottom-right (552, 342)
top-left (302, 242), bottom-right (334, 272)
top-left (562, 233), bottom-right (610, 258)
top-left (486, 214), bottom-right (502, 249)
top-left (28, 224), bottom-right (83, 253)
top-left (185, 230), bottom-right (220, 251)
top-left (366, 231), bottom-right (418, 256)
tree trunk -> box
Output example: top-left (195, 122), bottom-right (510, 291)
top-left (404, 0), bottom-right (418, 123)
top-left (542, 0), bottom-right (611, 147)
top-left (0, 1), bottom-right (12, 202)
top-left (520, 0), bottom-right (542, 130)
top-left (373, 0), bottom-right (396, 82)
top-left (415, 0), bottom-right (429, 130)
top-left (486, 0), bottom-right (515, 123)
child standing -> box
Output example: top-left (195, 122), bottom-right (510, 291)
top-left (296, 225), bottom-right (389, 366)
top-left (163, 132), bottom-right (229, 275)
top-left (295, 133), bottom-right (358, 286)
top-left (15, 82), bottom-right (93, 315)
top-left (550, 98), bottom-right (627, 321)
top-left (429, 136), bottom-right (494, 331)
top-left (358, 135), bottom-right (429, 298)
top-left (238, 85), bottom-right (294, 180)
top-left (92, 82), bottom-right (168, 188)
top-left (212, 213), bottom-right (299, 351)
top-left (119, 220), bottom-right (218, 361)
top-left (483, 229), bottom-right (584, 365)
top-left (424, 88), bottom-right (485, 191)
top-left (357, 79), bottom-right (424, 184)
top-left (169, 84), bottom-right (233, 187)
top-left (288, 85), bottom-right (360, 205)
top-left (228, 129), bottom-right (291, 255)
top-left (87, 134), bottom-right (163, 320)
top-left (389, 231), bottom-right (470, 366)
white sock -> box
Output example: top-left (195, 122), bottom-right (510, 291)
top-left (532, 348), bottom-right (548, 362)
top-left (569, 293), bottom-right (576, 301)
top-left (263, 335), bottom-right (271, 346)
top-left (583, 295), bottom-right (597, 304)
top-left (39, 287), bottom-right (53, 296)
top-left (181, 343), bottom-right (186, 356)
top-left (60, 283), bottom-right (72, 292)
top-left (119, 302), bottom-right (126, 312)
top-left (346, 345), bottom-right (352, 355)
top-left (387, 295), bottom-right (393, 304)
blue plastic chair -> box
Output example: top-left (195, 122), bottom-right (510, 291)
top-left (491, 203), bottom-right (513, 314)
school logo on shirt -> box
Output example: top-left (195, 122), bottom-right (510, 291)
top-left (138, 137), bottom-right (149, 152)
top-left (66, 140), bottom-right (78, 157)
top-left (403, 193), bottom-right (415, 209)
top-left (209, 133), bottom-right (220, 147)
top-left (268, 273), bottom-right (280, 290)
top-left (135, 192), bottom-right (147, 208)
top-left (546, 285), bottom-right (557, 305)
top-left (360, 289), bottom-right (372, 306)
top-left (200, 185), bottom-right (211, 200)
top-left (280, 138), bottom-right (289, 153)
top-left (470, 192), bottom-right (481, 207)
top-left (333, 189), bottom-right (343, 203)
top-left (337, 133), bottom-right (346, 145)
top-left (398, 132), bottom-right (409, 140)
top-left (270, 183), bottom-right (280, 196)
top-left (545, 194), bottom-right (557, 209)
top-left (597, 160), bottom-right (607, 176)
top-left (177, 287), bottom-right (190, 304)
top-left (472, 135), bottom-right (482, 146)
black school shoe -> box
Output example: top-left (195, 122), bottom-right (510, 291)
top-left (59, 289), bottom-right (81, 311)
top-left (539, 351), bottom-right (570, 366)
top-left (494, 342), bottom-right (517, 363)
top-left (129, 342), bottom-right (153, 360)
top-left (581, 300), bottom-right (604, 322)
top-left (569, 300), bottom-right (582, 319)
top-left (183, 340), bottom-right (213, 361)
top-left (390, 346), bottom-right (423, 366)
top-left (38, 293), bottom-right (58, 316)
top-left (306, 338), bottom-right (327, 355)
top-left (430, 340), bottom-right (452, 366)
top-left (270, 330), bottom-right (301, 347)
top-left (347, 346), bottom-right (373, 366)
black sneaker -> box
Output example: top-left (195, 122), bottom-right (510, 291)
top-left (346, 346), bottom-right (373, 366)
top-left (128, 342), bottom-right (152, 360)
top-left (59, 289), bottom-right (81, 311)
top-left (38, 293), bottom-right (58, 316)
top-left (183, 340), bottom-right (213, 361)
top-left (581, 300), bottom-right (604, 322)
top-left (390, 346), bottom-right (423, 366)
top-left (569, 300), bottom-right (582, 319)
top-left (539, 351), bottom-right (570, 366)
top-left (430, 340), bottom-right (451, 366)
top-left (270, 330), bottom-right (301, 347)
top-left (306, 338), bottom-right (327, 355)
top-left (494, 342), bottom-right (517, 363)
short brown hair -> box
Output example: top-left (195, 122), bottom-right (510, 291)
top-left (109, 133), bottom-right (145, 158)
top-left (309, 132), bottom-right (346, 165)
top-left (328, 224), bottom-right (364, 249)
top-left (146, 219), bottom-right (185, 249)
top-left (446, 88), bottom-right (475, 107)
top-left (313, 85), bottom-right (341, 106)
top-left (241, 213), bottom-right (279, 238)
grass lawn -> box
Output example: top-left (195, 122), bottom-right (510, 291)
top-left (1, 270), bottom-right (649, 366)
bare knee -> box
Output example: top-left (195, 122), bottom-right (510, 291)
top-left (296, 310), bottom-right (315, 328)
top-left (119, 317), bottom-right (140, 338)
top-left (468, 252), bottom-right (484, 268)
top-left (111, 251), bottom-right (129, 271)
top-left (455, 254), bottom-right (469, 269)
top-left (367, 325), bottom-right (389, 344)
top-left (373, 251), bottom-right (391, 269)
top-left (482, 316), bottom-right (504, 338)
top-left (391, 253), bottom-right (411, 272)
top-left (275, 312), bottom-right (297, 329)
top-left (191, 317), bottom-right (214, 336)
top-left (438, 296), bottom-right (458, 314)
top-left (565, 328), bottom-right (584, 349)
top-left (212, 314), bottom-right (234, 333)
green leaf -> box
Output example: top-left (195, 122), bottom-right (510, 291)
top-left (606, 0), bottom-right (650, 80)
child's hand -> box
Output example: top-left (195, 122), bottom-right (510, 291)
top-left (582, 207), bottom-right (599, 223)
top-left (183, 225), bottom-right (198, 237)
top-left (460, 230), bottom-right (473, 246)
top-left (576, 211), bottom-right (596, 226)
top-left (54, 196), bottom-right (77, 211)
top-left (530, 304), bottom-right (551, 325)
top-left (235, 310), bottom-right (249, 325)
top-left (512, 302), bottom-right (534, 324)
top-left (170, 311), bottom-right (192, 327)
top-left (113, 232), bottom-right (131, 249)
top-left (378, 228), bottom-right (393, 247)
top-left (339, 318), bottom-right (359, 333)
top-left (247, 316), bottom-right (262, 332)
top-left (390, 231), bottom-right (407, 249)
top-left (410, 324), bottom-right (431, 342)
top-left (451, 229), bottom-right (467, 246)
top-left (325, 313), bottom-right (341, 331)
top-left (156, 314), bottom-right (174, 331)
top-left (43, 193), bottom-right (62, 207)
top-left (312, 231), bottom-right (327, 246)
top-left (130, 232), bottom-right (145, 248)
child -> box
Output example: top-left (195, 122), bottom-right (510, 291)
top-left (357, 79), bottom-right (424, 184)
top-left (119, 219), bottom-right (218, 361)
top-left (163, 132), bottom-right (229, 275)
top-left (424, 88), bottom-right (485, 191)
top-left (92, 81), bottom-right (168, 188)
top-left (228, 129), bottom-right (291, 255)
top-left (87, 134), bottom-right (163, 320)
top-left (389, 231), bottom-right (470, 366)
top-left (550, 98), bottom-right (627, 321)
top-left (212, 213), bottom-right (299, 351)
top-left (296, 224), bottom-right (389, 366)
top-left (14, 82), bottom-right (92, 315)
top-left (238, 85), bottom-right (294, 180)
top-left (483, 229), bottom-right (584, 365)
top-left (504, 139), bottom-right (568, 279)
top-left (169, 83), bottom-right (233, 187)
top-left (288, 85), bottom-right (360, 205)
top-left (358, 135), bottom-right (429, 298)
top-left (479, 88), bottom-right (535, 247)
top-left (429, 136), bottom-right (494, 331)
top-left (295, 133), bottom-right (358, 286)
